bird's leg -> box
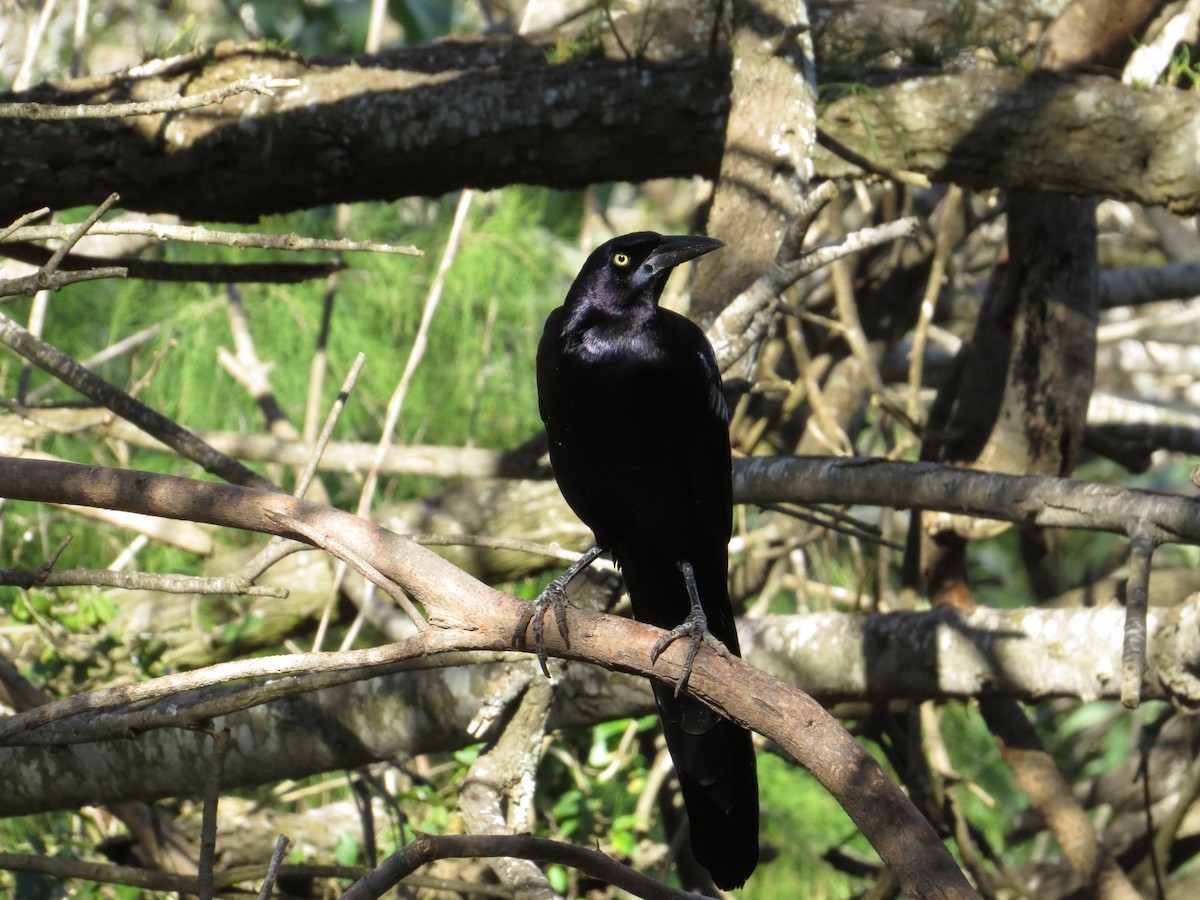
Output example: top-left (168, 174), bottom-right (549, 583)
top-left (650, 560), bottom-right (730, 698)
top-left (513, 544), bottom-right (606, 676)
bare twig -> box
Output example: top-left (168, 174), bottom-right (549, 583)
top-left (69, 0), bottom-right (87, 78)
top-left (816, 128), bottom-right (933, 188)
top-left (459, 676), bottom-right (556, 894)
top-left (360, 190), bottom-right (473, 511)
top-left (830, 253), bottom-right (884, 396)
top-left (302, 354), bottom-right (386, 650)
top-left (1146, 744), bottom-right (1200, 886)
top-left (13, 0), bottom-right (56, 91)
top-left (1099, 260), bottom-right (1200, 309)
top-left (793, 217), bottom-right (922, 280)
top-left (0, 565), bottom-right (285, 596)
top-left (50, 499), bottom-right (213, 555)
top-left (198, 727), bottom-right (231, 900)
top-left (0, 314), bottom-right (271, 488)
top-left (344, 832), bottom-right (705, 900)
top-left (907, 187), bottom-right (961, 420)
top-left (0, 628), bottom-right (489, 745)
top-left (978, 698), bottom-right (1140, 899)
top-left (83, 419), bottom-right (543, 478)
top-left (0, 206), bottom-right (50, 241)
top-left (0, 851), bottom-right (205, 894)
top-left (245, 355), bottom-right (364, 642)
top-left (23, 322), bottom-right (164, 404)
top-left (296, 352), bottom-right (366, 500)
top-left (1, 240), bottom-right (345, 283)
top-left (234, 538), bottom-right (310, 590)
top-left (268, 508), bottom-right (426, 628)
top-left (304, 204), bottom-right (353, 443)
top-left (1122, 522), bottom-right (1156, 708)
top-left (44, 192), bottom-right (120, 274)
top-left (3, 220), bottom-right (422, 256)
top-left (1097, 301), bottom-right (1200, 343)
top-left (334, 190), bottom-right (474, 645)
top-left (788, 322), bottom-right (852, 454)
top-left (0, 264), bottom-right (127, 299)
top-left (734, 456), bottom-right (1200, 543)
top-left (787, 180), bottom-right (842, 254)
top-left (0, 78), bottom-right (297, 119)
top-left (709, 215), bottom-right (921, 371)
top-left (219, 284), bottom-right (299, 446)
top-left (258, 835), bottom-right (291, 900)
top-left (411, 533), bottom-right (588, 564)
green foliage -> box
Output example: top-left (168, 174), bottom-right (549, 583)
top-left (1043, 700), bottom-right (1143, 782)
top-left (390, 0), bottom-right (456, 46)
top-left (0, 813), bottom-right (99, 899)
top-left (938, 703), bottom-right (1022, 851)
top-left (747, 753), bottom-right (876, 899)
top-left (7, 189), bottom-right (573, 498)
top-left (238, 0), bottom-right (459, 55)
top-left (333, 829), bottom-right (362, 867)
top-left (212, 609), bottom-right (265, 646)
top-left (1166, 43), bottom-right (1200, 89)
top-left (546, 862), bottom-right (570, 893)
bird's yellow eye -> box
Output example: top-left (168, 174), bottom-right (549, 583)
top-left (613, 253), bottom-right (630, 267)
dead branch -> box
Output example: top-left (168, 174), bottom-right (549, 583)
top-left (3, 43), bottom-right (1198, 221)
top-left (735, 456), bottom-right (1200, 545)
top-left (0, 77), bottom-right (291, 119)
top-left (0, 241), bottom-right (344, 283)
top-left (0, 457), bottom-right (970, 898)
top-left (3, 219), bottom-right (421, 256)
top-left (0, 317), bottom-right (271, 488)
top-left (0, 565), bottom-right (284, 597)
top-left (344, 833), bottom-right (699, 900)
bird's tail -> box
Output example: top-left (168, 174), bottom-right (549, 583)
top-left (619, 550), bottom-right (760, 890)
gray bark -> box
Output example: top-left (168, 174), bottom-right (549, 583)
top-left (2, 44), bottom-right (1199, 222)
top-left (5, 597), bottom-right (1200, 816)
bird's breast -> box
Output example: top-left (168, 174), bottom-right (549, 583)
top-left (574, 320), bottom-right (663, 365)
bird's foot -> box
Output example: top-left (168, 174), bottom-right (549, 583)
top-left (513, 577), bottom-right (573, 677)
top-left (650, 607), bottom-right (728, 698)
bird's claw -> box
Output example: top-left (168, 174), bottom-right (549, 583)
top-left (514, 578), bottom-right (572, 677)
top-left (650, 609), bottom-right (728, 698)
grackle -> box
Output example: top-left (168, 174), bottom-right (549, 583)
top-left (520, 232), bottom-right (759, 889)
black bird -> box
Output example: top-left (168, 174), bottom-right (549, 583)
top-left (522, 232), bottom-right (759, 889)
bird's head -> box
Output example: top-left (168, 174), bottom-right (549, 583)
top-left (564, 231), bottom-right (724, 315)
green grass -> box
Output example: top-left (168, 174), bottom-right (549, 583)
top-left (5, 189), bottom-right (575, 503)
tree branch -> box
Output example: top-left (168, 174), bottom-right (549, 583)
top-left (0, 321), bottom-right (271, 488)
top-left (2, 42), bottom-right (1196, 221)
top-left (0, 457), bottom-right (971, 898)
top-left (344, 833), bottom-right (702, 900)
top-left (734, 456), bottom-right (1200, 545)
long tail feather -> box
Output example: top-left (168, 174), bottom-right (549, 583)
top-left (619, 549), bottom-right (759, 890)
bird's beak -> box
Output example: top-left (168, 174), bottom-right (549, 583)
top-left (643, 235), bottom-right (725, 274)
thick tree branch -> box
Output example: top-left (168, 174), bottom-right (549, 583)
top-left (735, 456), bottom-right (1200, 545)
top-left (0, 457), bottom-right (971, 898)
top-left (0, 41), bottom-right (729, 222)
top-left (739, 601), bottom-right (1200, 708)
top-left (1, 42), bottom-right (1197, 221)
top-left (5, 595), bottom-right (1200, 814)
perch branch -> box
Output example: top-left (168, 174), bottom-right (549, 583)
top-left (0, 457), bottom-right (972, 898)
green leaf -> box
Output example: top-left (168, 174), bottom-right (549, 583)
top-left (333, 831), bottom-right (361, 867)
